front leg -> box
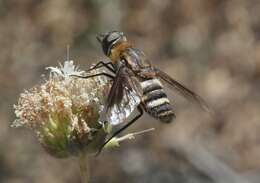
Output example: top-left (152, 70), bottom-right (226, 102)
top-left (87, 61), bottom-right (115, 73)
top-left (70, 72), bottom-right (115, 80)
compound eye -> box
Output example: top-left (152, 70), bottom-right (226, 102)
top-left (107, 32), bottom-right (120, 42)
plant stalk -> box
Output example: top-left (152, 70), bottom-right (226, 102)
top-left (79, 152), bottom-right (90, 183)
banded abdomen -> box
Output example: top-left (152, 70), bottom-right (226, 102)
top-left (141, 78), bottom-right (175, 123)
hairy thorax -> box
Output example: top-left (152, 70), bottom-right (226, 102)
top-left (109, 42), bottom-right (132, 63)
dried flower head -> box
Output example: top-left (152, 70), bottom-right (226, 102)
top-left (12, 60), bottom-right (112, 158)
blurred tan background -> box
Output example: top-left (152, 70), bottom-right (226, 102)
top-left (1, 0), bottom-right (260, 182)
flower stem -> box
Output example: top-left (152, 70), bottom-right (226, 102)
top-left (79, 152), bottom-right (90, 183)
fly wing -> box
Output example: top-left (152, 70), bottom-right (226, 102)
top-left (100, 66), bottom-right (142, 125)
top-left (155, 67), bottom-right (212, 114)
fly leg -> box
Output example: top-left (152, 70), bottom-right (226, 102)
top-left (86, 61), bottom-right (115, 73)
top-left (70, 72), bottom-right (115, 79)
top-left (71, 61), bottom-right (115, 79)
top-left (96, 106), bottom-right (144, 155)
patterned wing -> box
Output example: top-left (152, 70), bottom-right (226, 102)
top-left (155, 67), bottom-right (212, 114)
top-left (100, 66), bottom-right (142, 125)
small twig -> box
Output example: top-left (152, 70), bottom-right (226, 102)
top-left (116, 128), bottom-right (155, 142)
top-left (104, 128), bottom-right (155, 149)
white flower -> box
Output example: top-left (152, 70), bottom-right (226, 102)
top-left (12, 60), bottom-right (112, 157)
top-left (47, 60), bottom-right (84, 77)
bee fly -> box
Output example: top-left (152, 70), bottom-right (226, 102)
top-left (78, 31), bottom-right (212, 153)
